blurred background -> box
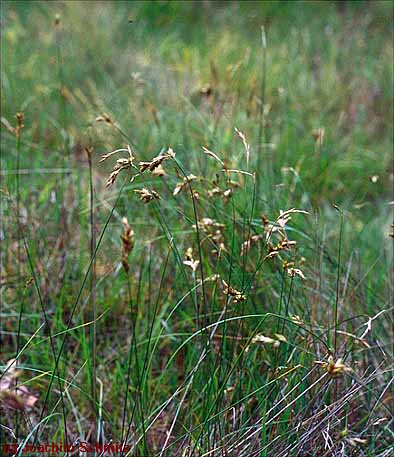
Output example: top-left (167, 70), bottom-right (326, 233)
top-left (2, 0), bottom-right (392, 203)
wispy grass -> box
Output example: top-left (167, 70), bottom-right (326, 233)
top-left (1, 1), bottom-right (393, 456)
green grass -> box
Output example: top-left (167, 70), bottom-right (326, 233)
top-left (1, 1), bottom-right (393, 456)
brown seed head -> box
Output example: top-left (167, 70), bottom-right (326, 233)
top-left (15, 112), bottom-right (24, 138)
top-left (286, 267), bottom-right (306, 280)
top-left (222, 280), bottom-right (246, 303)
top-left (241, 235), bottom-right (261, 256)
top-left (120, 217), bottom-right (135, 273)
top-left (173, 174), bottom-right (197, 196)
top-left (139, 148), bottom-right (175, 173)
top-left (315, 355), bottom-right (352, 377)
top-left (134, 188), bottom-right (160, 203)
top-left (101, 145), bottom-right (135, 187)
top-left (183, 247), bottom-right (200, 272)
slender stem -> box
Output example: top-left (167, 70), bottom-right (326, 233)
top-left (33, 176), bottom-right (128, 445)
top-left (276, 268), bottom-right (286, 333)
top-left (87, 148), bottom-right (97, 411)
top-left (334, 209), bottom-right (344, 355)
top-left (54, 18), bottom-right (68, 162)
top-left (6, 194), bottom-right (70, 454)
top-left (120, 275), bottom-right (136, 451)
top-left (257, 25), bottom-right (267, 192)
top-left (175, 159), bottom-right (208, 332)
top-left (15, 115), bottom-right (22, 441)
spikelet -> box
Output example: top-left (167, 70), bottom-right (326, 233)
top-left (100, 145), bottom-right (135, 188)
top-left (286, 267), bottom-right (306, 280)
top-left (207, 185), bottom-right (234, 204)
top-left (314, 356), bottom-right (352, 377)
top-left (15, 112), bottom-right (25, 139)
top-left (222, 280), bottom-right (246, 303)
top-left (276, 208), bottom-right (309, 229)
top-left (173, 174), bottom-right (198, 196)
top-left (152, 164), bottom-right (166, 177)
top-left (139, 147), bottom-right (175, 173)
top-left (193, 218), bottom-right (225, 231)
top-left (134, 188), bottom-right (160, 203)
top-left (120, 217), bottom-right (135, 273)
top-left (234, 127), bottom-right (250, 165)
top-left (202, 146), bottom-right (224, 167)
top-left (241, 235), bottom-right (261, 256)
top-left (252, 334), bottom-right (281, 348)
top-left (183, 247), bottom-right (199, 272)
top-left (264, 239), bottom-right (297, 261)
top-left (311, 127), bottom-right (325, 146)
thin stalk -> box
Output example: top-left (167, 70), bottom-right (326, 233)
top-left (275, 268), bottom-right (286, 333)
top-left (86, 147), bottom-right (97, 410)
top-left (120, 275), bottom-right (137, 453)
top-left (14, 282), bottom-right (28, 441)
top-left (14, 112), bottom-right (23, 441)
top-left (212, 197), bottom-right (237, 442)
top-left (54, 16), bottom-right (69, 162)
top-left (176, 158), bottom-right (208, 330)
top-left (121, 249), bottom-right (146, 454)
top-left (257, 26), bottom-right (267, 192)
top-left (15, 115), bottom-right (22, 264)
top-left (333, 207), bottom-right (344, 355)
top-left (5, 192), bottom-right (70, 454)
top-left (122, 247), bottom-right (171, 456)
top-left (32, 176), bottom-right (128, 445)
